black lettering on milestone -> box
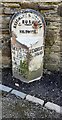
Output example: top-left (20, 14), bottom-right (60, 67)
top-left (13, 25), bottom-right (16, 28)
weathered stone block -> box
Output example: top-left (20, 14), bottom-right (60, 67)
top-left (4, 3), bottom-right (20, 8)
top-left (0, 15), bottom-right (10, 24)
top-left (4, 8), bottom-right (19, 14)
top-left (0, 23), bottom-right (9, 29)
top-left (2, 56), bottom-right (11, 68)
top-left (0, 7), bottom-right (4, 14)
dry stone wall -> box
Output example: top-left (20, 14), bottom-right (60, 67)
top-left (0, 1), bottom-right (62, 72)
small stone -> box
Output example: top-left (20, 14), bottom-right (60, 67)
top-left (15, 83), bottom-right (19, 87)
top-left (48, 71), bottom-right (51, 75)
top-left (61, 90), bottom-right (62, 92)
top-left (22, 87), bottom-right (25, 90)
top-left (52, 89), bottom-right (54, 92)
top-left (51, 81), bottom-right (53, 84)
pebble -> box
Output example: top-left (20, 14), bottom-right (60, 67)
top-left (15, 83), bottom-right (19, 87)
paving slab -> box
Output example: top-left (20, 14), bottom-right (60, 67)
top-left (26, 95), bottom-right (44, 106)
top-left (0, 84), bottom-right (12, 92)
top-left (45, 102), bottom-right (62, 114)
top-left (11, 90), bottom-right (26, 99)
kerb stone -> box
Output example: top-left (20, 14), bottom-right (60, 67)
top-left (11, 90), bottom-right (26, 99)
top-left (0, 84), bottom-right (12, 92)
top-left (45, 102), bottom-right (62, 114)
top-left (26, 95), bottom-right (44, 106)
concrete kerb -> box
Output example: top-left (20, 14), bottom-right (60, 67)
top-left (26, 95), bottom-right (62, 114)
top-left (26, 94), bottom-right (44, 106)
top-left (45, 102), bottom-right (62, 114)
top-left (0, 84), bottom-right (12, 92)
top-left (0, 84), bottom-right (62, 114)
top-left (11, 89), bottom-right (26, 99)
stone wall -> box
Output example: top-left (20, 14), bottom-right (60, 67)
top-left (0, 1), bottom-right (62, 72)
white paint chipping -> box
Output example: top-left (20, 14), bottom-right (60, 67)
top-left (11, 90), bottom-right (26, 99)
top-left (45, 102), bottom-right (62, 114)
top-left (26, 95), bottom-right (44, 106)
top-left (0, 84), bottom-right (12, 92)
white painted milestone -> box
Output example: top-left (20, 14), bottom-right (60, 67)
top-left (10, 9), bottom-right (45, 83)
